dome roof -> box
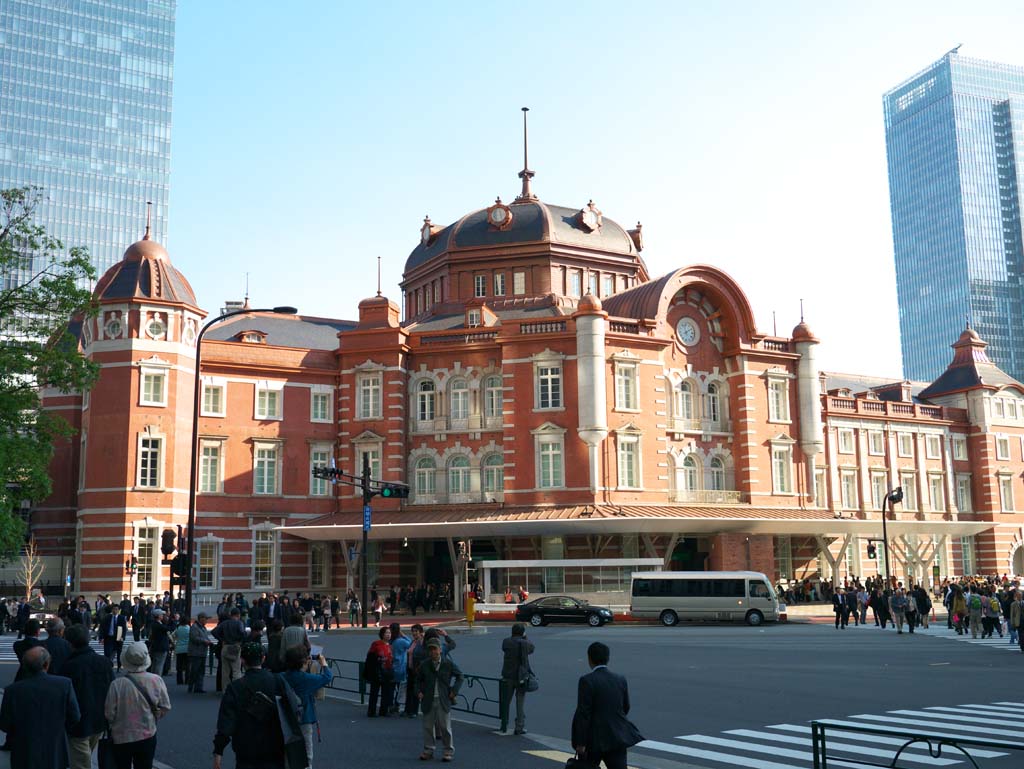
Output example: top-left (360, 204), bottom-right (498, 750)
top-left (791, 321), bottom-right (816, 341)
top-left (404, 200), bottom-right (637, 274)
top-left (93, 236), bottom-right (198, 307)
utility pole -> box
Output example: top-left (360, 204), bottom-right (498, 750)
top-left (361, 453), bottom-right (371, 629)
top-left (882, 486), bottom-right (903, 591)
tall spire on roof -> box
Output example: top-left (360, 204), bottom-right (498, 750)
top-left (143, 201), bottom-right (152, 240)
top-left (515, 107), bottom-right (537, 202)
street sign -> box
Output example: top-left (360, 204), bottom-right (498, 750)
top-left (363, 504), bottom-right (372, 532)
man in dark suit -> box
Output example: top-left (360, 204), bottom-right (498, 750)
top-left (0, 646), bottom-right (81, 769)
top-left (571, 642), bottom-right (643, 769)
top-left (43, 619), bottom-right (72, 675)
top-left (13, 618), bottom-right (44, 681)
top-left (59, 624), bottom-right (114, 769)
top-left (101, 603), bottom-right (128, 670)
top-left (833, 587), bottom-right (850, 629)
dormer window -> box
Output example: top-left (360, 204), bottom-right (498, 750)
top-left (236, 330), bottom-right (267, 344)
top-left (467, 309), bottom-right (482, 328)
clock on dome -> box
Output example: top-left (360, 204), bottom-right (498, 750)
top-left (420, 216), bottom-right (435, 246)
top-left (486, 197), bottom-right (513, 230)
top-left (578, 200), bottom-right (603, 232)
top-left (676, 317), bottom-right (700, 347)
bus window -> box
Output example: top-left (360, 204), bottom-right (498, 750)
top-left (632, 580), bottom-right (650, 596)
top-left (711, 579), bottom-right (744, 597)
top-left (748, 581), bottom-right (771, 599)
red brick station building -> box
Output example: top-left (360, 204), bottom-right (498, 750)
top-left (32, 169), bottom-right (1024, 603)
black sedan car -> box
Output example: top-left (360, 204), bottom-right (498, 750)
top-left (514, 596), bottom-right (614, 627)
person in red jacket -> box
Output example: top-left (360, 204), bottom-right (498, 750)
top-left (366, 627), bottom-right (394, 717)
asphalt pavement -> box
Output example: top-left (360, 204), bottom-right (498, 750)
top-left (1, 618), bottom-right (1021, 769)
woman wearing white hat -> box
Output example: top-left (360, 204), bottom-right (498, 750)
top-left (104, 641), bottom-right (171, 768)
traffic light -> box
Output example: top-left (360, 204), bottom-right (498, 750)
top-left (379, 482), bottom-right (410, 499)
top-left (160, 529), bottom-right (177, 557)
top-left (867, 543), bottom-right (877, 560)
top-left (169, 554), bottom-right (188, 586)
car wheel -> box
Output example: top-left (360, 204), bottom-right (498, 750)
top-left (659, 610), bottom-right (678, 627)
top-left (745, 610), bottom-right (764, 627)
top-left (587, 613), bottom-right (602, 627)
top-left (529, 614), bottom-right (544, 627)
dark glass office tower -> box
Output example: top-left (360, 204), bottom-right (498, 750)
top-left (0, 1), bottom-right (175, 287)
top-left (884, 51), bottom-right (1024, 382)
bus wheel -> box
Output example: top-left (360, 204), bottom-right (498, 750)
top-left (659, 610), bottom-right (678, 627)
top-left (745, 610), bottom-right (764, 627)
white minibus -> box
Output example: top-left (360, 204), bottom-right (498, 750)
top-left (630, 571), bottom-right (779, 626)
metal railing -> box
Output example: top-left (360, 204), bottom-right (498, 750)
top-left (324, 657), bottom-right (509, 731)
top-left (811, 718), bottom-right (1024, 769)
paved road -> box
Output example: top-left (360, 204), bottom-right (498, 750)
top-left (1, 620), bottom-right (1020, 768)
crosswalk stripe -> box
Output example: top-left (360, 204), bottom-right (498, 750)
top-left (851, 713), bottom-right (1023, 739)
top-left (636, 739), bottom-right (815, 769)
top-left (722, 729), bottom-right (959, 765)
top-left (671, 734), bottom-right (865, 769)
top-left (994, 701), bottom-right (1024, 707)
top-left (765, 724), bottom-right (1008, 759)
top-left (927, 705), bottom-right (1024, 718)
top-left (889, 709), bottom-right (1024, 727)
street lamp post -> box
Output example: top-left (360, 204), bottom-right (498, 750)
top-left (881, 486), bottom-right (903, 591)
top-left (184, 305), bottom-right (297, 621)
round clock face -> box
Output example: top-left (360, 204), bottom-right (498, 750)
top-left (490, 207), bottom-right (507, 224)
top-left (676, 317), bottom-right (699, 346)
top-left (581, 209), bottom-right (598, 230)
top-left (420, 224), bottom-right (432, 245)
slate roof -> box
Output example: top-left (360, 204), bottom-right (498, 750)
top-left (918, 328), bottom-right (1023, 399)
top-left (404, 199), bottom-right (636, 273)
top-left (205, 313), bottom-right (356, 351)
top-left (94, 238), bottom-right (198, 307)
top-left (822, 372), bottom-right (931, 402)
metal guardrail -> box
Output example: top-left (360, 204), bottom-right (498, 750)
top-left (811, 719), bottom-right (1024, 769)
top-left (325, 657), bottom-right (509, 731)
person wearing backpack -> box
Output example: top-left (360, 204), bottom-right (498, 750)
top-left (967, 589), bottom-right (984, 639)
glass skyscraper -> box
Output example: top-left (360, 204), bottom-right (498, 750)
top-left (884, 51), bottom-right (1024, 383)
top-left (0, 0), bottom-right (175, 287)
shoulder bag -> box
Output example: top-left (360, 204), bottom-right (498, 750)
top-left (518, 639), bottom-right (539, 692)
top-left (125, 673), bottom-right (160, 720)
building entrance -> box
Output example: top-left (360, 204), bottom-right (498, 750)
top-left (669, 538), bottom-right (708, 570)
top-left (423, 540), bottom-right (454, 591)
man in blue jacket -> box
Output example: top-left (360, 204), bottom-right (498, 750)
top-left (281, 646), bottom-right (333, 768)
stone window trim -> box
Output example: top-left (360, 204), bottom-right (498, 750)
top-left (200, 376), bottom-right (227, 417)
top-left (311, 384), bottom-right (335, 423)
top-left (532, 350), bottom-right (566, 412)
top-left (614, 425), bottom-right (644, 490)
top-left (896, 432), bottom-right (914, 458)
top-left (764, 370), bottom-right (793, 424)
top-left (837, 428), bottom-right (855, 455)
top-left (254, 379), bottom-right (285, 421)
top-left (138, 363), bottom-right (170, 407)
top-left (251, 438), bottom-right (284, 496)
top-left (951, 435), bottom-right (968, 461)
top-left (613, 357), bottom-right (640, 413)
top-left (131, 518), bottom-right (163, 594)
top-left (768, 433), bottom-right (796, 496)
top-left (995, 434), bottom-right (1011, 461)
top-left (135, 429), bottom-right (166, 491)
top-left (250, 522), bottom-right (280, 590)
top-left (867, 430), bottom-right (885, 456)
top-left (198, 436), bottom-right (227, 494)
top-left (195, 534), bottom-right (225, 592)
top-left (532, 422), bottom-right (567, 490)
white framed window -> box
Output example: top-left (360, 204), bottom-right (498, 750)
top-left (310, 446), bottom-right (332, 496)
top-left (840, 470), bottom-right (858, 509)
top-left (474, 275), bottom-right (486, 297)
top-left (614, 363), bottom-right (638, 411)
top-left (513, 272), bottom-right (526, 295)
top-left (357, 374), bottom-right (381, 420)
top-left (536, 365), bottom-right (562, 410)
top-left (871, 472), bottom-right (887, 510)
top-left (897, 433), bottom-right (914, 457)
top-left (928, 474), bottom-right (945, 511)
top-left (814, 468), bottom-right (827, 508)
top-left (959, 536), bottom-right (974, 576)
top-left (676, 381), bottom-right (695, 421)
top-left (775, 536), bottom-right (793, 580)
top-left (767, 377), bottom-right (790, 422)
top-left (201, 380), bottom-right (226, 417)
top-left (482, 453), bottom-right (504, 493)
top-left (467, 309), bottom-right (482, 328)
top-left (602, 274), bottom-right (614, 297)
top-left (312, 388), bottom-right (333, 423)
top-left (996, 434), bottom-right (1011, 461)
top-left (617, 435), bottom-right (641, 489)
top-left (771, 443), bottom-right (793, 494)
top-left (1009, 399), bottom-right (1019, 420)
top-left (568, 271), bottom-right (582, 297)
top-left (415, 457), bottom-right (436, 497)
top-left (253, 529), bottom-right (277, 589)
top-left (710, 457), bottom-right (725, 490)
top-left (417, 380), bottom-right (436, 422)
top-left (483, 375), bottom-right (503, 420)
top-left (679, 455), bottom-right (699, 491)
top-left (450, 378), bottom-right (469, 421)
top-left (925, 435), bottom-right (941, 459)
top-left (356, 445), bottom-right (381, 483)
top-left (139, 368), bottom-right (167, 407)
top-left (135, 526), bottom-right (158, 591)
top-left (254, 442), bottom-right (280, 495)
top-left (837, 429), bottom-right (855, 454)
top-left (494, 273), bottom-right (506, 296)
top-left (588, 273), bottom-right (599, 296)
top-left (310, 543), bottom-right (328, 588)
top-left (899, 473), bottom-right (917, 510)
top-left (706, 383), bottom-right (722, 424)
top-left (137, 436), bottom-right (163, 488)
top-left (956, 475), bottom-right (972, 512)
top-left (255, 381), bottom-right (284, 420)
top-left (197, 540), bottom-right (220, 590)
top-left (868, 430), bottom-right (885, 455)
top-left (994, 397), bottom-right (1005, 418)
top-left (952, 435), bottom-right (967, 460)
top-left (537, 434), bottom-right (564, 489)
top-left (447, 456), bottom-right (471, 495)
top-left (999, 473), bottom-right (1015, 512)
top-left (199, 441), bottom-right (222, 494)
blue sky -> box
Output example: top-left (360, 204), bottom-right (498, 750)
top-left (168, 1), bottom-right (1024, 378)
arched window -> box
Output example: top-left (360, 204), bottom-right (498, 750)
top-left (482, 453), bottom-right (504, 492)
top-left (710, 457), bottom-right (725, 491)
top-left (483, 375), bottom-right (503, 419)
top-left (417, 381), bottom-right (435, 422)
top-left (681, 455), bottom-right (699, 491)
top-left (707, 383), bottom-right (720, 424)
top-left (450, 379), bottom-right (469, 421)
top-left (447, 455), bottom-right (471, 495)
top-left (415, 457), bottom-right (436, 496)
top-left (677, 382), bottom-right (694, 421)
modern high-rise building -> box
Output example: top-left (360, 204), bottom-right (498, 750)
top-left (0, 0), bottom-right (175, 287)
top-left (884, 50), bottom-right (1024, 382)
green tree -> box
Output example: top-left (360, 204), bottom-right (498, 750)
top-left (0, 187), bottom-right (99, 558)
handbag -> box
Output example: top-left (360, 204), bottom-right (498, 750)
top-left (565, 754), bottom-right (592, 768)
top-left (97, 731), bottom-right (117, 769)
top-left (518, 638), bottom-right (539, 692)
top-left (275, 676), bottom-right (309, 769)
